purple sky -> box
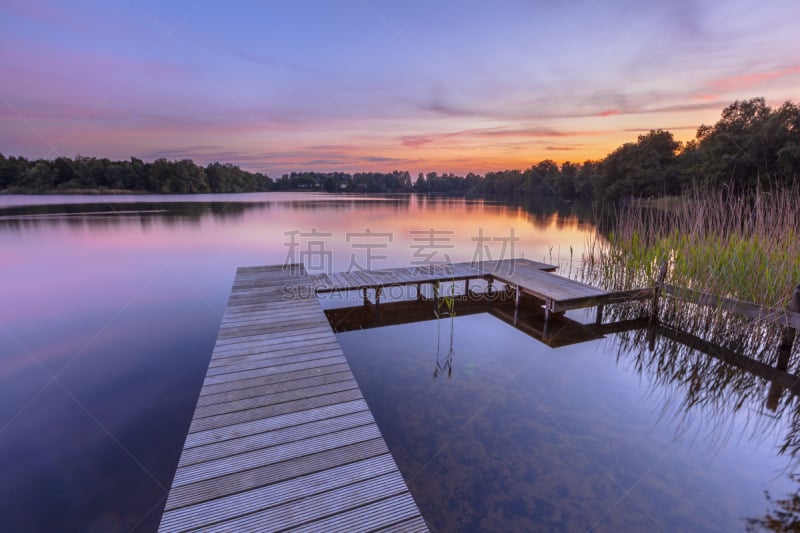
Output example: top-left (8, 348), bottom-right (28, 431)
top-left (1, 0), bottom-right (799, 177)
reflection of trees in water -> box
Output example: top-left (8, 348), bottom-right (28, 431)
top-left (0, 193), bottom-right (601, 235)
top-left (0, 196), bottom-right (417, 232)
top-left (276, 197), bottom-right (413, 212)
top-left (482, 193), bottom-right (597, 232)
top-left (0, 201), bottom-right (271, 231)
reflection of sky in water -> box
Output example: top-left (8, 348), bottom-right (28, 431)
top-left (338, 313), bottom-right (795, 532)
top-left (0, 193), bottom-right (595, 531)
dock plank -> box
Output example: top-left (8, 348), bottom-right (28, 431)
top-left (160, 454), bottom-right (399, 532)
top-left (158, 265), bottom-right (427, 531)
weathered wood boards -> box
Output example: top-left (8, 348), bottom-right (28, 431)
top-left (309, 259), bottom-right (557, 293)
top-left (159, 264), bottom-right (427, 532)
top-left (310, 258), bottom-right (653, 320)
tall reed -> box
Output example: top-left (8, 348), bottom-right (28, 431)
top-left (598, 186), bottom-right (799, 306)
top-left (582, 184), bottom-right (800, 361)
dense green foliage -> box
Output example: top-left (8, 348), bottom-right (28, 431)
top-left (2, 98), bottom-right (798, 197)
top-left (690, 98), bottom-right (800, 190)
top-left (0, 156), bottom-right (272, 193)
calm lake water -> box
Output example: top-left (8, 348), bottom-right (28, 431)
top-left (0, 192), bottom-right (796, 532)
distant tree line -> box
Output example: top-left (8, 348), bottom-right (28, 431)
top-left (2, 98), bottom-right (798, 199)
top-left (0, 156), bottom-right (272, 193)
top-left (273, 170), bottom-right (413, 193)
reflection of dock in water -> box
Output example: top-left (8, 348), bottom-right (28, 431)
top-left (325, 292), bottom-right (650, 349)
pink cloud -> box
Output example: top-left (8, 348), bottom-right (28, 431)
top-left (708, 65), bottom-right (800, 91)
top-left (692, 93), bottom-right (720, 102)
top-left (400, 126), bottom-right (603, 149)
top-left (401, 135), bottom-right (435, 149)
top-left (475, 128), bottom-right (601, 138)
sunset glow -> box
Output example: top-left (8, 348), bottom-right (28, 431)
top-left (2, 0), bottom-right (799, 177)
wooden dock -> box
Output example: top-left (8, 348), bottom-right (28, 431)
top-left (160, 259), bottom-right (653, 531)
top-left (310, 259), bottom-right (554, 295)
top-left (310, 258), bottom-right (653, 322)
top-left (159, 264), bottom-right (428, 532)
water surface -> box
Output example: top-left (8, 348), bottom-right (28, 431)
top-left (0, 193), bottom-right (588, 531)
top-left (0, 192), bottom-right (795, 531)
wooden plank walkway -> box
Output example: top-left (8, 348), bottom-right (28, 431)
top-left (159, 264), bottom-right (428, 532)
top-left (309, 259), bottom-right (556, 293)
top-left (310, 258), bottom-right (652, 320)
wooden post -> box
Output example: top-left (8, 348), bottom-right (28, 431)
top-left (647, 323), bottom-right (657, 352)
top-left (487, 277), bottom-right (494, 295)
top-left (648, 260), bottom-right (669, 351)
top-left (595, 305), bottom-right (604, 325)
top-left (363, 288), bottom-right (368, 306)
top-left (465, 278), bottom-right (470, 296)
top-left (651, 260), bottom-right (669, 319)
top-left (776, 284), bottom-right (800, 370)
top-left (416, 283), bottom-right (422, 300)
top-left (766, 283), bottom-right (800, 411)
top-left (372, 287), bottom-right (382, 323)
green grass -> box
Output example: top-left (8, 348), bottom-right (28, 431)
top-left (585, 186), bottom-right (800, 309)
top-left (579, 185), bottom-right (800, 366)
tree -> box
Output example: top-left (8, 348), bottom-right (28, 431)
top-left (322, 177), bottom-right (337, 192)
top-left (692, 98), bottom-right (800, 189)
top-left (597, 129), bottom-right (681, 198)
top-left (22, 160), bottom-right (56, 190)
top-left (523, 160), bottom-right (560, 196)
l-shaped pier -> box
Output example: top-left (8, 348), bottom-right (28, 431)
top-left (159, 260), bottom-right (652, 531)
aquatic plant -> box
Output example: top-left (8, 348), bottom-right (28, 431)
top-left (580, 185), bottom-right (800, 359)
top-left (433, 279), bottom-right (457, 378)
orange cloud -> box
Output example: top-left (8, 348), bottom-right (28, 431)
top-left (597, 109), bottom-right (620, 117)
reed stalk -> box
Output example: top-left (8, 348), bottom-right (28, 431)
top-left (581, 184), bottom-right (800, 363)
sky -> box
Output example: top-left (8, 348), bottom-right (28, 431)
top-left (1, 0), bottom-right (799, 177)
